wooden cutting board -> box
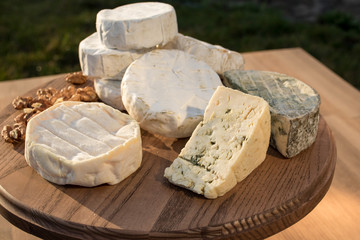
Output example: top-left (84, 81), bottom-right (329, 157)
top-left (0, 76), bottom-right (336, 240)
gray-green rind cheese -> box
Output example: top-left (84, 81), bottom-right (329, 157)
top-left (224, 70), bottom-right (321, 158)
top-left (164, 86), bottom-right (271, 199)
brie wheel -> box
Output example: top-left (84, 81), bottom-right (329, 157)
top-left (96, 2), bottom-right (178, 50)
top-left (25, 101), bottom-right (142, 187)
top-left (121, 49), bottom-right (223, 138)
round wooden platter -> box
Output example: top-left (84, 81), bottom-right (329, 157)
top-left (0, 76), bottom-right (336, 240)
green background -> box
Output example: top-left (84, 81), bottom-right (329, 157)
top-left (1, 0), bottom-right (359, 89)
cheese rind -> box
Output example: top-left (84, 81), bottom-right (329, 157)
top-left (79, 32), bottom-right (245, 79)
top-left (224, 70), bottom-right (321, 158)
top-left (94, 78), bottom-right (125, 111)
top-left (164, 86), bottom-right (271, 198)
top-left (24, 101), bottom-right (142, 186)
top-left (121, 49), bottom-right (223, 138)
top-left (96, 2), bottom-right (178, 50)
top-left (79, 32), bottom-right (151, 78)
top-left (163, 33), bottom-right (245, 76)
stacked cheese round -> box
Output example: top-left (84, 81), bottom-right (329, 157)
top-left (25, 101), bottom-right (142, 187)
top-left (96, 2), bottom-right (178, 50)
top-left (121, 49), bottom-right (223, 138)
top-left (79, 32), bottom-right (151, 79)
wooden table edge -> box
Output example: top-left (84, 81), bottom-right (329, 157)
top-left (0, 117), bottom-right (337, 240)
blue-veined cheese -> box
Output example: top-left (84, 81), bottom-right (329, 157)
top-left (163, 33), bottom-right (245, 76)
top-left (121, 49), bottom-right (223, 138)
top-left (24, 101), bottom-right (142, 187)
top-left (94, 78), bottom-right (125, 111)
top-left (79, 32), bottom-right (152, 79)
top-left (224, 70), bottom-right (321, 158)
top-left (164, 86), bottom-right (271, 199)
top-left (96, 2), bottom-right (178, 50)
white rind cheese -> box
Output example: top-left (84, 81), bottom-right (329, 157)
top-left (24, 101), bottom-right (142, 187)
top-left (79, 32), bottom-right (151, 79)
top-left (121, 49), bottom-right (223, 138)
top-left (94, 78), bottom-right (125, 111)
top-left (79, 32), bottom-right (245, 79)
top-left (164, 86), bottom-right (271, 199)
top-left (224, 70), bottom-right (321, 158)
top-left (96, 2), bottom-right (178, 50)
top-left (163, 33), bottom-right (245, 76)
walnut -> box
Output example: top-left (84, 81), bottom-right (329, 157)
top-left (37, 87), bottom-right (58, 100)
top-left (12, 96), bottom-right (33, 110)
top-left (31, 98), bottom-right (52, 111)
top-left (3, 84), bottom-right (99, 144)
top-left (65, 72), bottom-right (87, 85)
top-left (49, 91), bottom-right (62, 105)
top-left (2, 126), bottom-right (13, 143)
top-left (59, 85), bottom-right (76, 100)
top-left (1, 125), bottom-right (23, 143)
top-left (14, 122), bottom-right (26, 136)
top-left (14, 109), bottom-right (41, 124)
top-left (72, 86), bottom-right (98, 102)
top-left (68, 94), bottom-right (81, 101)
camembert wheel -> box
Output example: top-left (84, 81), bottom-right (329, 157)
top-left (24, 101), bottom-right (142, 187)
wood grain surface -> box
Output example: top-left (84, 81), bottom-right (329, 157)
top-left (1, 48), bottom-right (359, 240)
top-left (0, 70), bottom-right (336, 238)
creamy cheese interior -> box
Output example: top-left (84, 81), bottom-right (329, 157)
top-left (164, 86), bottom-right (271, 198)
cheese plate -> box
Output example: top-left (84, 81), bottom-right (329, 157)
top-left (0, 76), bottom-right (336, 239)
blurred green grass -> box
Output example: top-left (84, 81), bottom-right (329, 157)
top-left (0, 0), bottom-right (359, 89)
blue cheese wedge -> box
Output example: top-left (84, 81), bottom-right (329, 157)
top-left (164, 86), bottom-right (271, 199)
top-left (24, 101), bottom-right (142, 187)
top-left (79, 32), bottom-right (152, 79)
top-left (121, 49), bottom-right (223, 138)
top-left (163, 33), bottom-right (245, 76)
top-left (94, 78), bottom-right (125, 111)
top-left (224, 70), bottom-right (321, 158)
top-left (96, 2), bottom-right (178, 50)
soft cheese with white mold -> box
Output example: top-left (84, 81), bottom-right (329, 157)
top-left (163, 33), bottom-right (245, 76)
top-left (79, 32), bottom-right (152, 79)
top-left (25, 101), bottom-right (142, 187)
top-left (164, 86), bottom-right (271, 199)
top-left (121, 49), bottom-right (223, 138)
top-left (96, 2), bottom-right (178, 50)
top-left (224, 70), bottom-right (320, 158)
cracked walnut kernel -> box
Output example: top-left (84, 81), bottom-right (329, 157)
top-left (12, 96), bottom-right (34, 110)
top-left (65, 71), bottom-right (87, 85)
top-left (1, 125), bottom-right (24, 143)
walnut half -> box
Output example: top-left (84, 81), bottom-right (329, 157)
top-left (12, 96), bottom-right (33, 110)
top-left (1, 124), bottom-right (25, 143)
top-left (65, 72), bottom-right (87, 85)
